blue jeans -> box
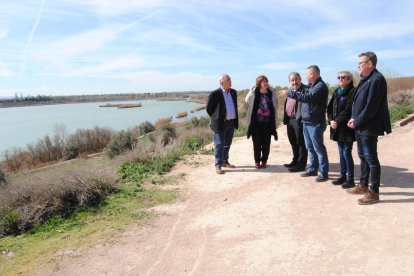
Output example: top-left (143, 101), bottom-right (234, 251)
top-left (213, 120), bottom-right (235, 167)
top-left (337, 141), bottom-right (354, 180)
top-left (356, 133), bottom-right (380, 193)
top-left (303, 122), bottom-right (329, 176)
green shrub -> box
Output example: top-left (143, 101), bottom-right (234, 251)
top-left (389, 104), bottom-right (414, 123)
top-left (106, 130), bottom-right (137, 158)
top-left (118, 161), bottom-right (150, 183)
top-left (63, 144), bottom-right (79, 160)
top-left (0, 209), bottom-right (19, 236)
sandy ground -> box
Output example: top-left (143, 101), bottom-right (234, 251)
top-left (44, 122), bottom-right (414, 276)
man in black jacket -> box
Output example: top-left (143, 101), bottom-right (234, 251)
top-left (282, 72), bottom-right (308, 172)
top-left (206, 74), bottom-right (239, 174)
top-left (347, 51), bottom-right (392, 205)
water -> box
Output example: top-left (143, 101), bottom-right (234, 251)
top-left (0, 100), bottom-right (206, 153)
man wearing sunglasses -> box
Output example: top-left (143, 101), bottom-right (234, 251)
top-left (347, 51), bottom-right (392, 205)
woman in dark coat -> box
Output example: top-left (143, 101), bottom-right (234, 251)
top-left (244, 75), bottom-right (278, 169)
top-left (327, 71), bottom-right (356, 189)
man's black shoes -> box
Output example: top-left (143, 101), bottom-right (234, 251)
top-left (288, 166), bottom-right (306, 172)
top-left (283, 161), bottom-right (296, 168)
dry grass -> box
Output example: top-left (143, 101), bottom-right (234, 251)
top-left (175, 111), bottom-right (188, 118)
top-left (155, 117), bottom-right (172, 129)
top-left (194, 105), bottom-right (206, 111)
top-left (0, 159), bottom-right (118, 235)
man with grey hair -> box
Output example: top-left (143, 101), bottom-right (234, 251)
top-left (206, 74), bottom-right (239, 174)
top-left (281, 72), bottom-right (308, 172)
top-left (347, 51), bottom-right (391, 204)
top-left (287, 65), bottom-right (329, 182)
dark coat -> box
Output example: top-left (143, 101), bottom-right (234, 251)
top-left (283, 84), bottom-right (307, 125)
top-left (206, 87), bottom-right (239, 132)
top-left (327, 83), bottom-right (356, 142)
top-left (288, 77), bottom-right (328, 125)
top-left (247, 87), bottom-right (277, 140)
top-left (352, 69), bottom-right (392, 136)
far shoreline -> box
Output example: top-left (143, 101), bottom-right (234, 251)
top-left (0, 91), bottom-right (209, 108)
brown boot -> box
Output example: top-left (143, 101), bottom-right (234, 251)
top-left (358, 191), bottom-right (380, 205)
top-left (346, 184), bottom-right (368, 195)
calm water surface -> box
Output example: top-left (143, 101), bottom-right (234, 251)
top-left (0, 100), bottom-right (206, 153)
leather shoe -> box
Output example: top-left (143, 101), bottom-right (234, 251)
top-left (255, 163), bottom-right (261, 169)
top-left (358, 191), bottom-right (379, 205)
top-left (284, 161), bottom-right (296, 168)
top-left (347, 184), bottom-right (368, 194)
top-left (215, 167), bottom-right (224, 174)
top-left (222, 162), bottom-right (235, 168)
top-left (288, 166), bottom-right (305, 172)
top-left (261, 162), bottom-right (267, 168)
top-left (316, 174), bottom-right (329, 182)
top-left (300, 170), bottom-right (317, 177)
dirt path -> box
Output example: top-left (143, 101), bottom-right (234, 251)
top-left (45, 123), bottom-right (414, 276)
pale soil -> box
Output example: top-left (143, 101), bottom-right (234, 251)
top-left (44, 122), bottom-right (414, 276)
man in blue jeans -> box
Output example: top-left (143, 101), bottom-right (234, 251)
top-left (347, 51), bottom-right (391, 205)
top-left (206, 74), bottom-right (239, 174)
top-left (288, 65), bottom-right (329, 182)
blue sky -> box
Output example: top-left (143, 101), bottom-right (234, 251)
top-left (1, 0), bottom-right (414, 97)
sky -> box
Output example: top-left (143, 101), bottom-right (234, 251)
top-left (1, 0), bottom-right (414, 97)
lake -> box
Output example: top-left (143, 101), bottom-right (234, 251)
top-left (0, 100), bottom-right (206, 153)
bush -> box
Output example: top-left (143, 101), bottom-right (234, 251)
top-left (190, 116), bottom-right (210, 128)
top-left (0, 169), bottom-right (6, 184)
top-left (161, 125), bottom-right (177, 146)
top-left (0, 167), bottom-right (117, 235)
top-left (68, 127), bottom-right (113, 153)
top-left (0, 209), bottom-right (19, 236)
top-left (106, 130), bottom-right (138, 158)
top-left (63, 144), bottom-right (80, 160)
top-left (134, 121), bottom-right (155, 136)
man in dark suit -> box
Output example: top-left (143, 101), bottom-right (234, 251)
top-left (206, 74), bottom-right (239, 174)
top-left (347, 51), bottom-right (392, 205)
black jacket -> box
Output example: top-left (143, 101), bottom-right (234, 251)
top-left (206, 88), bottom-right (239, 132)
top-left (352, 69), bottom-right (391, 136)
top-left (247, 87), bottom-right (277, 140)
top-left (327, 83), bottom-right (356, 142)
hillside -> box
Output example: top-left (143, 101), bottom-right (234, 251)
top-left (43, 121), bottom-right (414, 276)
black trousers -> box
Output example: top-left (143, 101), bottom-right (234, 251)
top-left (252, 122), bottom-right (272, 163)
top-left (286, 118), bottom-right (307, 168)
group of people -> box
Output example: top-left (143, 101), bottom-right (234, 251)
top-left (206, 51), bottom-right (391, 205)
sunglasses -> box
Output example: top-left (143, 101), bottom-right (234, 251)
top-left (337, 76), bottom-right (348, 80)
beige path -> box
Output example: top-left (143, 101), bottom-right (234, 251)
top-left (45, 123), bottom-right (414, 276)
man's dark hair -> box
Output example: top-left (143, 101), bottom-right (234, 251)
top-left (306, 65), bottom-right (320, 75)
top-left (359, 51), bottom-right (377, 66)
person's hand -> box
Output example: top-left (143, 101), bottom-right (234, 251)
top-left (278, 89), bottom-right (288, 96)
top-left (347, 119), bottom-right (355, 129)
top-left (330, 120), bottom-right (337, 129)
